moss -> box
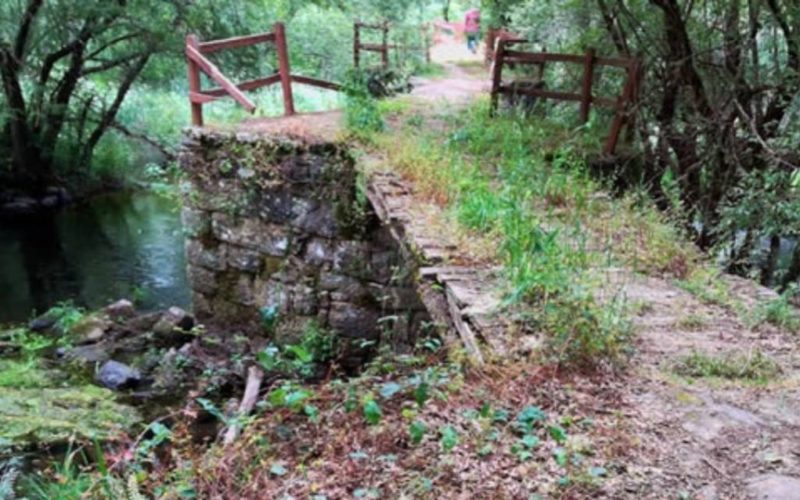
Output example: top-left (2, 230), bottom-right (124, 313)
top-left (0, 386), bottom-right (140, 448)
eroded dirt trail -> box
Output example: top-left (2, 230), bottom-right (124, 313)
top-left (390, 44), bottom-right (800, 498)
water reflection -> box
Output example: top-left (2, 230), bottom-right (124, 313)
top-left (0, 191), bottom-right (189, 323)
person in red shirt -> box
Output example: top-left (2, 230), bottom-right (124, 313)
top-left (464, 8), bottom-right (481, 53)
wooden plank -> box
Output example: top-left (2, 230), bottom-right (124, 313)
top-left (199, 32), bottom-right (276, 53)
top-left (498, 86), bottom-right (582, 103)
top-left (605, 59), bottom-right (640, 155)
top-left (489, 39), bottom-right (506, 115)
top-left (446, 287), bottom-right (485, 365)
top-left (290, 74), bottom-right (342, 91)
top-left (201, 74), bottom-right (281, 97)
top-left (189, 91), bottom-right (219, 104)
top-left (186, 35), bottom-right (204, 126)
top-left (359, 43), bottom-right (387, 52)
top-left (353, 23), bottom-right (360, 68)
top-left (355, 21), bottom-right (386, 30)
top-left (595, 56), bottom-right (633, 68)
top-left (503, 50), bottom-right (584, 64)
top-left (185, 45), bottom-right (256, 113)
top-left (274, 22), bottom-right (295, 116)
top-left (580, 48), bottom-right (596, 123)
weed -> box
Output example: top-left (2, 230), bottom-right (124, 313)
top-left (675, 312), bottom-right (708, 331)
top-left (749, 292), bottom-right (800, 332)
top-left (673, 350), bottom-right (781, 382)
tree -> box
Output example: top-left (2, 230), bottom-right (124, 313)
top-left (0, 0), bottom-right (186, 191)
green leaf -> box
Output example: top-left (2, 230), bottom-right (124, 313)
top-left (379, 382), bottom-right (402, 399)
top-left (548, 424), bottom-right (567, 444)
top-left (285, 390), bottom-right (311, 410)
top-left (303, 404), bottom-right (319, 420)
top-left (589, 466), bottom-right (607, 478)
top-left (440, 426), bottom-right (458, 452)
top-left (286, 344), bottom-right (313, 363)
top-left (363, 400), bottom-right (382, 425)
top-left (414, 381), bottom-right (429, 407)
top-left (409, 420), bottom-right (426, 445)
top-left (257, 345), bottom-right (281, 371)
top-left (521, 434), bottom-right (540, 449)
top-left (516, 406), bottom-right (546, 428)
top-left (479, 402), bottom-right (491, 418)
top-left (477, 444), bottom-right (494, 456)
top-left (553, 447), bottom-right (568, 467)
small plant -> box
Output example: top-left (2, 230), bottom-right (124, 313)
top-left (675, 312), bottom-right (708, 331)
top-left (673, 350), bottom-right (781, 381)
top-left (749, 293), bottom-right (800, 332)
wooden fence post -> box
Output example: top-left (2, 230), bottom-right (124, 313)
top-left (579, 48), bottom-right (595, 124)
top-left (354, 22), bottom-right (360, 68)
top-left (604, 58), bottom-right (639, 155)
top-left (489, 39), bottom-right (506, 115)
top-left (381, 22), bottom-right (389, 68)
top-left (186, 34), bottom-right (203, 127)
top-left (274, 22), bottom-right (295, 116)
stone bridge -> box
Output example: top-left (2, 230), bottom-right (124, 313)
top-left (179, 113), bottom-right (512, 366)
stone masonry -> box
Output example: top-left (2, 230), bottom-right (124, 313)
top-left (179, 129), bottom-right (429, 367)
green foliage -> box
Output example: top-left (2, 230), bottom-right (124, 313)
top-left (439, 425), bottom-right (458, 452)
top-left (257, 320), bottom-right (338, 378)
top-left (409, 420), bottom-right (427, 444)
top-left (363, 399), bottom-right (382, 425)
top-left (749, 292), bottom-right (800, 332)
top-left (344, 71), bottom-right (386, 139)
top-left (673, 350), bottom-right (781, 382)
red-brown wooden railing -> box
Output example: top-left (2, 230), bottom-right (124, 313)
top-left (185, 23), bottom-right (341, 126)
top-left (354, 21), bottom-right (390, 69)
top-left (490, 38), bottom-right (642, 155)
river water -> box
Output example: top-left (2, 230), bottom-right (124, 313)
top-left (0, 191), bottom-right (189, 323)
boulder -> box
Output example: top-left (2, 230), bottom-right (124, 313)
top-left (105, 299), bottom-right (136, 318)
top-left (70, 315), bottom-right (111, 344)
top-left (97, 360), bottom-right (141, 390)
top-left (153, 307), bottom-right (195, 344)
top-left (29, 312), bottom-right (58, 333)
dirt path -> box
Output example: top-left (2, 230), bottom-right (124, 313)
top-left (388, 45), bottom-right (800, 498)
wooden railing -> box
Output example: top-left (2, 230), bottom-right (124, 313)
top-left (485, 28), bottom-right (525, 66)
top-left (354, 21), bottom-right (390, 69)
top-left (185, 23), bottom-right (341, 126)
top-left (490, 39), bottom-right (642, 155)
top-left (354, 21), bottom-right (431, 69)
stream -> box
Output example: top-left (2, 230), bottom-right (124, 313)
top-left (0, 190), bottom-right (189, 323)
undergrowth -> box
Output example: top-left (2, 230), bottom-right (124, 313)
top-left (672, 349), bottom-right (781, 382)
top-left (349, 100), bottom-right (693, 368)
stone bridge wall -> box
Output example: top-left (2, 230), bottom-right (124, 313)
top-left (179, 130), bottom-right (428, 367)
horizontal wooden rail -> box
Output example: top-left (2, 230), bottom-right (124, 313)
top-left (201, 74), bottom-right (282, 98)
top-left (290, 74), bottom-right (342, 91)
top-left (355, 21), bottom-right (386, 30)
top-left (503, 50), bottom-right (585, 65)
top-left (490, 40), bottom-right (642, 155)
top-left (198, 32), bottom-right (276, 53)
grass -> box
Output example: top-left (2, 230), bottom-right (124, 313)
top-left (672, 350), bottom-right (781, 382)
top-left (345, 98), bottom-right (710, 367)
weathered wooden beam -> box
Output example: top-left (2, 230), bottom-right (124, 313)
top-left (446, 287), bottom-right (485, 366)
top-left (186, 35), bottom-right (204, 126)
top-left (290, 74), bottom-right (341, 92)
top-left (274, 22), bottom-right (295, 116)
top-left (185, 44), bottom-right (256, 113)
top-left (580, 48), bottom-right (596, 123)
top-left (201, 74), bottom-right (281, 97)
top-left (199, 32), bottom-right (276, 53)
